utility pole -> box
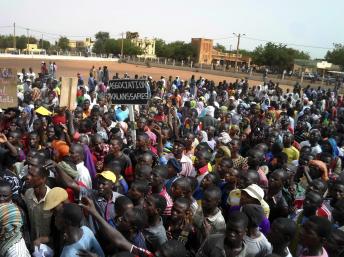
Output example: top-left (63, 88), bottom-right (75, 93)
top-left (41, 34), bottom-right (44, 49)
top-left (26, 28), bottom-right (30, 52)
top-left (13, 22), bottom-right (16, 49)
top-left (233, 33), bottom-right (245, 72)
top-left (121, 32), bottom-right (124, 59)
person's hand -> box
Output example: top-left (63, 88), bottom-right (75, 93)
top-left (33, 238), bottom-right (41, 247)
top-left (151, 124), bottom-right (162, 136)
top-left (32, 236), bottom-right (49, 247)
top-left (202, 219), bottom-right (212, 236)
top-left (0, 133), bottom-right (8, 144)
top-left (79, 196), bottom-right (97, 216)
top-left (59, 123), bottom-right (68, 133)
top-left (77, 250), bottom-right (99, 257)
top-left (44, 160), bottom-right (57, 169)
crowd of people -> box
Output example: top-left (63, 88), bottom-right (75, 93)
top-left (0, 61), bottom-right (344, 257)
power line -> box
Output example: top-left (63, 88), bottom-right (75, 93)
top-left (16, 24), bottom-right (93, 39)
top-left (243, 36), bottom-right (333, 50)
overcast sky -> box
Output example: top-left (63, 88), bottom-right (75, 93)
top-left (1, 0), bottom-right (343, 58)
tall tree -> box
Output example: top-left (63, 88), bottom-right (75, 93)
top-left (214, 43), bottom-right (227, 53)
top-left (57, 36), bottom-right (70, 51)
top-left (326, 44), bottom-right (344, 70)
top-left (252, 42), bottom-right (310, 72)
top-left (38, 39), bottom-right (51, 50)
top-left (93, 31), bottom-right (110, 54)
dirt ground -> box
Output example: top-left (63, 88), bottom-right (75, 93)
top-left (0, 57), bottom-right (291, 89)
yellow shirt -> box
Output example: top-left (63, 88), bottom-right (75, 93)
top-left (283, 146), bottom-right (300, 164)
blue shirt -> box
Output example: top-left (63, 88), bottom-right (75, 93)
top-left (60, 226), bottom-right (105, 257)
top-left (115, 107), bottom-right (129, 121)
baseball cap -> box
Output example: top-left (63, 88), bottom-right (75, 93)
top-left (97, 171), bottom-right (117, 183)
top-left (242, 184), bottom-right (264, 202)
top-left (43, 187), bottom-right (68, 211)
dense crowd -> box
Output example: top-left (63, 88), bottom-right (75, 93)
top-left (0, 61), bottom-right (344, 257)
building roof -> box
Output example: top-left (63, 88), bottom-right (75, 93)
top-left (294, 59), bottom-right (317, 67)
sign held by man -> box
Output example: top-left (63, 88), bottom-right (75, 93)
top-left (108, 79), bottom-right (150, 105)
top-left (0, 68), bottom-right (17, 109)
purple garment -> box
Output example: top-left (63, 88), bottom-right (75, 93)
top-left (228, 206), bottom-right (270, 235)
top-left (83, 145), bottom-right (96, 179)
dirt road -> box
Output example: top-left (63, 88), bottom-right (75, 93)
top-left (0, 57), bottom-right (292, 89)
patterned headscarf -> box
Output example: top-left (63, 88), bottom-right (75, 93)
top-left (0, 203), bottom-right (23, 256)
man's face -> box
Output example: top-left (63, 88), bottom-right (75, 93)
top-left (138, 154), bottom-right (153, 167)
top-left (29, 134), bottom-right (39, 148)
top-left (97, 177), bottom-right (113, 197)
top-left (93, 138), bottom-right (103, 152)
top-left (136, 136), bottom-right (146, 149)
top-left (26, 163), bottom-right (44, 188)
top-left (0, 186), bottom-right (12, 203)
top-left (225, 221), bottom-right (246, 246)
top-left (110, 140), bottom-right (121, 154)
top-left (303, 193), bottom-right (321, 216)
top-left (268, 172), bottom-right (284, 190)
top-left (151, 170), bottom-right (163, 188)
top-left (117, 209), bottom-right (133, 233)
top-left (309, 130), bottom-right (320, 144)
top-left (194, 152), bottom-right (207, 169)
top-left (83, 101), bottom-right (90, 111)
top-left (143, 196), bottom-right (157, 216)
top-left (170, 201), bottom-right (188, 222)
top-left (128, 186), bottom-right (143, 201)
top-left (69, 146), bottom-right (80, 164)
top-left (172, 143), bottom-right (184, 157)
top-left (299, 221), bottom-right (321, 248)
top-left (47, 127), bottom-right (55, 140)
top-left (332, 184), bottom-right (344, 202)
top-left (202, 192), bottom-right (218, 213)
top-left (267, 221), bottom-right (285, 246)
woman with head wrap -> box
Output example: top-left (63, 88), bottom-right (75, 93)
top-left (197, 130), bottom-right (208, 144)
top-left (0, 203), bottom-right (30, 257)
top-left (214, 145), bottom-right (231, 167)
top-left (197, 101), bottom-right (205, 116)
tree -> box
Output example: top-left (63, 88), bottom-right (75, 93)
top-left (155, 38), bottom-right (173, 58)
top-left (154, 39), bottom-right (196, 61)
top-left (252, 42), bottom-right (310, 72)
top-left (57, 36), bottom-right (70, 51)
top-left (214, 43), bottom-right (227, 53)
top-left (93, 31), bottom-right (110, 54)
top-left (38, 39), bottom-right (51, 50)
top-left (16, 35), bottom-right (28, 49)
top-left (95, 31), bottom-right (110, 42)
top-left (102, 38), bottom-right (142, 56)
top-left (325, 44), bottom-right (344, 70)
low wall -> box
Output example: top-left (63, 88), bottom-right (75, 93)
top-left (126, 60), bottom-right (298, 86)
top-left (0, 53), bottom-right (119, 62)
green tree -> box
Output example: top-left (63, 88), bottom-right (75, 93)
top-left (252, 42), bottom-right (310, 72)
top-left (57, 36), bottom-right (70, 51)
top-left (104, 39), bottom-right (120, 54)
top-left (93, 31), bottom-right (110, 54)
top-left (38, 39), bottom-right (51, 50)
top-left (16, 35), bottom-right (28, 49)
top-left (325, 44), bottom-right (344, 70)
top-left (214, 43), bottom-right (227, 52)
top-left (155, 38), bottom-right (173, 58)
top-left (95, 31), bottom-right (110, 42)
top-left (103, 38), bottom-right (142, 56)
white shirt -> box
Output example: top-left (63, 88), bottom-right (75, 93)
top-left (300, 141), bottom-right (322, 155)
top-left (76, 162), bottom-right (92, 189)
